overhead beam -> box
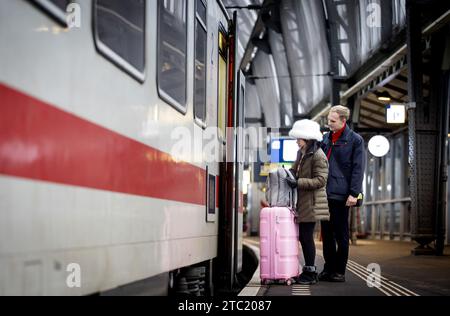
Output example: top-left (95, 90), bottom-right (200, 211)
top-left (356, 127), bottom-right (393, 133)
top-left (362, 97), bottom-right (387, 109)
top-left (356, 56), bottom-right (408, 99)
top-left (359, 113), bottom-right (387, 127)
top-left (343, 8), bottom-right (450, 101)
top-left (359, 112), bottom-right (386, 124)
top-left (360, 103), bottom-right (385, 117)
top-left (239, 0), bottom-right (278, 72)
top-left (396, 74), bottom-right (408, 83)
top-left (384, 83), bottom-right (408, 95)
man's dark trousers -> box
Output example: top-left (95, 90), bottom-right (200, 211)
top-left (321, 199), bottom-right (350, 275)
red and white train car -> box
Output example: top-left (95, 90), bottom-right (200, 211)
top-left (0, 0), bottom-right (246, 295)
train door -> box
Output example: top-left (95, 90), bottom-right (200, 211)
top-left (234, 70), bottom-right (245, 276)
top-left (215, 8), bottom-right (245, 292)
top-left (215, 2), bottom-right (233, 292)
top-left (226, 10), bottom-right (245, 290)
top-left (446, 77), bottom-right (450, 246)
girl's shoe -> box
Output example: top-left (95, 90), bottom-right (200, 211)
top-left (295, 271), bottom-right (318, 285)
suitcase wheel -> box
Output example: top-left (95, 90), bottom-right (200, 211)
top-left (286, 279), bottom-right (293, 286)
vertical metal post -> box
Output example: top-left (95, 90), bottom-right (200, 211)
top-left (380, 0), bottom-right (393, 46)
top-left (347, 95), bottom-right (356, 129)
top-left (402, 134), bottom-right (410, 239)
top-left (390, 138), bottom-right (396, 240)
top-left (434, 31), bottom-right (450, 254)
top-left (436, 75), bottom-right (449, 255)
top-left (406, 0), bottom-right (439, 254)
top-left (363, 156), bottom-right (369, 236)
top-left (324, 0), bottom-right (342, 106)
top-left (406, 0), bottom-right (420, 249)
top-left (371, 204), bottom-right (376, 239)
top-left (331, 80), bottom-right (341, 106)
top-left (374, 157), bottom-right (380, 237)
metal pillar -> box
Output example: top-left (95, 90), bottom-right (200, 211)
top-left (323, 0), bottom-right (346, 106)
top-left (380, 0), bottom-right (393, 47)
top-left (374, 158), bottom-right (380, 237)
top-left (406, 0), bottom-right (444, 254)
top-left (433, 30), bottom-right (450, 255)
top-left (407, 0), bottom-right (431, 253)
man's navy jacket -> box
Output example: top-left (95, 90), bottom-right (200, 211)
top-left (321, 125), bottom-right (366, 201)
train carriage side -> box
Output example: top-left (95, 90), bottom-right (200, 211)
top-left (0, 0), bottom-right (243, 296)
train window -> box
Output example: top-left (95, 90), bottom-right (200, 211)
top-left (94, 0), bottom-right (146, 82)
top-left (30, 0), bottom-right (71, 26)
top-left (206, 173), bottom-right (216, 222)
top-left (217, 27), bottom-right (228, 141)
top-left (196, 0), bottom-right (207, 24)
top-left (157, 0), bottom-right (188, 114)
top-left (194, 0), bottom-right (207, 124)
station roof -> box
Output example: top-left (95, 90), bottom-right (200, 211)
top-left (224, 0), bottom-right (450, 133)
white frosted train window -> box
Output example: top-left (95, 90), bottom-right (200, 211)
top-left (157, 0), bottom-right (188, 113)
top-left (95, 0), bottom-right (146, 80)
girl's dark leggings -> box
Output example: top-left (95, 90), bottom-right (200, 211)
top-left (299, 222), bottom-right (316, 267)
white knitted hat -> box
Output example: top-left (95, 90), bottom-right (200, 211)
top-left (288, 119), bottom-right (323, 141)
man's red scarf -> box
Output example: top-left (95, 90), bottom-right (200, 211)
top-left (326, 123), bottom-right (346, 160)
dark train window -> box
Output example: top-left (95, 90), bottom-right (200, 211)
top-left (194, 0), bottom-right (207, 123)
top-left (208, 174), bottom-right (215, 214)
top-left (94, 0), bottom-right (146, 82)
top-left (207, 173), bottom-right (216, 222)
top-left (196, 0), bottom-right (207, 23)
top-left (30, 0), bottom-right (71, 25)
top-left (157, 0), bottom-right (187, 113)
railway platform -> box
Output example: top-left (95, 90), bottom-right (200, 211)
top-left (240, 237), bottom-right (450, 296)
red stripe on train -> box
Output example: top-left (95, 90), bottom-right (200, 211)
top-left (0, 83), bottom-right (206, 205)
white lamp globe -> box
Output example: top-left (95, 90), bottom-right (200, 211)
top-left (368, 135), bottom-right (390, 157)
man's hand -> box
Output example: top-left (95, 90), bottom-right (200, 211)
top-left (346, 195), bottom-right (358, 207)
top-left (286, 177), bottom-right (297, 189)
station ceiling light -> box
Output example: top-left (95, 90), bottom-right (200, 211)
top-left (376, 90), bottom-right (393, 102)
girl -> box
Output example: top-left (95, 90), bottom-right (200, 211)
top-left (286, 119), bottom-right (330, 285)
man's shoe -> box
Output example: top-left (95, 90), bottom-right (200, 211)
top-left (318, 270), bottom-right (332, 281)
top-left (329, 273), bottom-right (345, 282)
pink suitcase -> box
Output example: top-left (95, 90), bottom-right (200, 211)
top-left (259, 207), bottom-right (300, 285)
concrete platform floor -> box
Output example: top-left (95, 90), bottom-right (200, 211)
top-left (241, 237), bottom-right (450, 296)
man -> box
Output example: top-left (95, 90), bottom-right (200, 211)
top-left (319, 105), bottom-right (365, 282)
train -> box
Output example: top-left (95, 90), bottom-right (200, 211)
top-left (0, 0), bottom-right (248, 295)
